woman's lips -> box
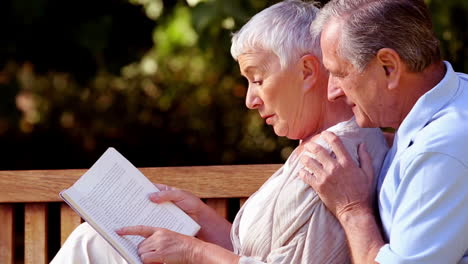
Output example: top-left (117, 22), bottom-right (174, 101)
top-left (263, 114), bottom-right (274, 125)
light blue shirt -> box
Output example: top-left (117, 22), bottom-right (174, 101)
top-left (375, 62), bottom-right (468, 264)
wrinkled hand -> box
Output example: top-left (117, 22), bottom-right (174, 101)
top-left (152, 184), bottom-right (204, 222)
top-left (117, 225), bottom-right (203, 264)
top-left (299, 131), bottom-right (375, 220)
top-left (154, 184), bottom-right (233, 249)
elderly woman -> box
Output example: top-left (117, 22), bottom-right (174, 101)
top-left (51, 1), bottom-right (388, 263)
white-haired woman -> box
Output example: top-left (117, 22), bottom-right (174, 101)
top-left (51, 1), bottom-right (388, 263)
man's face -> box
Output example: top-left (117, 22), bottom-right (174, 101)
top-left (321, 19), bottom-right (390, 128)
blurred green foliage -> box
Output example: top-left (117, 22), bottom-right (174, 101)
top-left (0, 0), bottom-right (467, 169)
top-left (428, 0), bottom-right (468, 71)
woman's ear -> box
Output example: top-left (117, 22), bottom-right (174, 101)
top-left (300, 54), bottom-right (321, 92)
top-left (376, 48), bottom-right (401, 91)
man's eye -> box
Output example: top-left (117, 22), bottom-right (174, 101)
top-left (332, 72), bottom-right (344, 78)
top-left (252, 80), bottom-right (263, 85)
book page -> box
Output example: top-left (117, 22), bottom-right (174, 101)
top-left (61, 147), bottom-right (200, 264)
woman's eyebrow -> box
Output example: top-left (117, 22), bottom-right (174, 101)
top-left (242, 65), bottom-right (259, 76)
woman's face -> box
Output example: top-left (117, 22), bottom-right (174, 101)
top-left (238, 51), bottom-right (325, 139)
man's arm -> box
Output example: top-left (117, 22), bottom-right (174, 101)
top-left (375, 152), bottom-right (468, 263)
top-left (338, 208), bottom-right (384, 263)
top-left (302, 131), bottom-right (468, 263)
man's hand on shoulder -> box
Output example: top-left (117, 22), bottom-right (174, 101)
top-left (300, 131), bottom-right (384, 264)
top-left (300, 131), bottom-right (375, 220)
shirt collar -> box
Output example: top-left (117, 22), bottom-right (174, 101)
top-left (394, 61), bottom-right (460, 153)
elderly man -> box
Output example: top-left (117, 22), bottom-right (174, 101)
top-left (301, 0), bottom-right (468, 263)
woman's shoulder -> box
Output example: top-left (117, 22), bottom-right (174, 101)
top-left (328, 118), bottom-right (387, 144)
top-left (322, 118), bottom-right (389, 167)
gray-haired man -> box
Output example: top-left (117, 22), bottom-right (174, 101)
top-left (301, 0), bottom-right (468, 263)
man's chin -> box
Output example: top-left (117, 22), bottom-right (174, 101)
top-left (355, 116), bottom-right (377, 128)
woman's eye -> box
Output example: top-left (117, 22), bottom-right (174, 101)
top-left (252, 80), bottom-right (263, 85)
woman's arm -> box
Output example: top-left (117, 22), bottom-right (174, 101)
top-left (117, 226), bottom-right (240, 264)
top-left (194, 202), bottom-right (233, 250)
top-left (151, 184), bottom-right (233, 250)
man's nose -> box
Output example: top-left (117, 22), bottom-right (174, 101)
top-left (245, 86), bottom-right (263, 109)
top-left (327, 78), bottom-right (345, 101)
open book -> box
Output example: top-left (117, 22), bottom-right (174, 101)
top-left (60, 147), bottom-right (201, 264)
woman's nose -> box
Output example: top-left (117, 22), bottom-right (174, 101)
top-left (245, 86), bottom-right (263, 109)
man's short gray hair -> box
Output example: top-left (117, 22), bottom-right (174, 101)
top-left (231, 0), bottom-right (321, 69)
top-left (311, 0), bottom-right (441, 72)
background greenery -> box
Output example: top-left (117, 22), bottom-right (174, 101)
top-left (0, 0), bottom-right (467, 170)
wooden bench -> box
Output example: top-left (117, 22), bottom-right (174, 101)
top-left (0, 164), bottom-right (280, 264)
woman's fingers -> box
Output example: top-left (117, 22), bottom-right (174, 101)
top-left (149, 187), bottom-right (204, 222)
top-left (154, 183), bottom-right (174, 191)
top-left (118, 225), bottom-right (198, 264)
top-left (150, 189), bottom-right (184, 204)
top-left (140, 251), bottom-right (163, 264)
top-left (116, 225), bottom-right (156, 238)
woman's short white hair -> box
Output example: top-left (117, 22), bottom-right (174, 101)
top-left (231, 0), bottom-right (321, 69)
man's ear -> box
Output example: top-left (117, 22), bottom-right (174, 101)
top-left (301, 54), bottom-right (321, 92)
top-left (376, 48), bottom-right (401, 90)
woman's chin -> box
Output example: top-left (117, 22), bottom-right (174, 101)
top-left (272, 126), bottom-right (286, 138)
top-left (274, 127), bottom-right (300, 140)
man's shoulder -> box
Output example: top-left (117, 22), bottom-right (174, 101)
top-left (411, 107), bottom-right (468, 164)
top-left (456, 71), bottom-right (468, 84)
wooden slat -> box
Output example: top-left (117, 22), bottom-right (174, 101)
top-left (206, 198), bottom-right (229, 219)
top-left (60, 203), bottom-right (82, 245)
top-left (25, 203), bottom-right (48, 264)
top-left (0, 164), bottom-right (279, 202)
top-left (0, 204), bottom-right (14, 264)
top-left (240, 197), bottom-right (248, 208)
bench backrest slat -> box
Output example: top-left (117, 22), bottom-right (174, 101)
top-left (0, 164), bottom-right (280, 264)
top-left (0, 164), bottom-right (279, 203)
top-left (0, 204), bottom-right (14, 264)
top-left (205, 198), bottom-right (230, 219)
top-left (25, 203), bottom-right (48, 264)
top-left (60, 203), bottom-right (83, 245)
